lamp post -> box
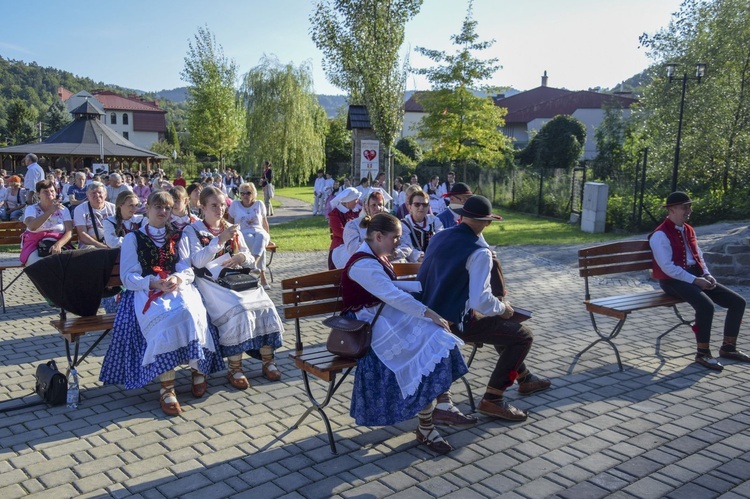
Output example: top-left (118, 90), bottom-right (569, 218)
top-left (666, 62), bottom-right (706, 192)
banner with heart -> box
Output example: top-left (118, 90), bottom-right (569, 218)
top-left (360, 139), bottom-right (380, 180)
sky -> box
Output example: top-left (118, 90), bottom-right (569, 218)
top-left (1, 0), bottom-right (683, 96)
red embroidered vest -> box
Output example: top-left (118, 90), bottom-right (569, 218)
top-left (649, 217), bottom-right (703, 280)
top-left (341, 251), bottom-right (396, 313)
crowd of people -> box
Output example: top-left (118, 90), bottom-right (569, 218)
top-left (12, 154), bottom-right (282, 416)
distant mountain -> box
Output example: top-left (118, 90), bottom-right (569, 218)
top-left (153, 87), bottom-right (189, 103)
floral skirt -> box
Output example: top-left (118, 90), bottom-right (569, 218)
top-left (350, 346), bottom-right (467, 426)
top-left (99, 291), bottom-right (225, 389)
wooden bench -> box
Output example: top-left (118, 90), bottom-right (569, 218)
top-left (49, 261), bottom-right (120, 376)
top-left (0, 220), bottom-right (79, 313)
top-left (577, 240), bottom-right (690, 370)
top-left (281, 262), bottom-right (422, 454)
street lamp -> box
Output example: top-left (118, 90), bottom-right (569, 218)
top-left (666, 62), bottom-right (706, 192)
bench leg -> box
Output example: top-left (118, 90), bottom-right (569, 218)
top-left (64, 338), bottom-right (81, 377)
top-left (574, 314), bottom-right (626, 371)
top-left (1, 270), bottom-right (25, 314)
top-left (290, 367), bottom-right (353, 454)
top-left (657, 305), bottom-right (692, 340)
top-left (461, 344), bottom-right (480, 413)
top-left (266, 251), bottom-right (275, 283)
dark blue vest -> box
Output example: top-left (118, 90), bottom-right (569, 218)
top-left (437, 209), bottom-right (456, 229)
top-left (418, 223), bottom-right (479, 324)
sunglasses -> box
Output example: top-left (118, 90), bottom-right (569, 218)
top-left (411, 202), bottom-right (429, 208)
top-left (240, 191), bottom-right (253, 196)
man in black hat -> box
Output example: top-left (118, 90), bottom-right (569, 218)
top-left (649, 191), bottom-right (747, 371)
top-left (437, 182), bottom-right (472, 229)
top-left (418, 195), bottom-right (550, 421)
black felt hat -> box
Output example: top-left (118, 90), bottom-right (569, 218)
top-left (442, 182), bottom-right (472, 198)
top-left (451, 195), bottom-right (503, 221)
top-left (664, 191), bottom-right (693, 208)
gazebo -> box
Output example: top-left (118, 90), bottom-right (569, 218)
top-left (0, 100), bottom-right (166, 174)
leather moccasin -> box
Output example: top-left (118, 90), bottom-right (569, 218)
top-left (415, 429), bottom-right (453, 454)
top-left (719, 349), bottom-right (750, 362)
top-left (432, 407), bottom-right (478, 426)
top-left (263, 362), bottom-right (282, 381)
top-left (517, 374), bottom-right (551, 395)
top-left (477, 397), bottom-right (528, 421)
top-left (191, 371), bottom-right (207, 398)
top-left (695, 355), bottom-right (724, 371)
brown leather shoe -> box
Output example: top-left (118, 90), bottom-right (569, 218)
top-left (262, 362), bottom-right (282, 381)
top-left (415, 429), bottom-right (453, 454)
top-left (227, 371), bottom-right (250, 390)
top-left (719, 349), bottom-right (750, 362)
top-left (478, 397), bottom-right (528, 421)
top-left (191, 370), bottom-right (207, 398)
top-left (517, 374), bottom-right (551, 395)
top-left (160, 388), bottom-right (182, 416)
top-left (695, 354), bottom-right (724, 371)
top-left (432, 407), bottom-right (478, 426)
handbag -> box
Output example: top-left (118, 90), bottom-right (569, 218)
top-left (37, 238), bottom-right (74, 258)
top-left (323, 302), bottom-right (385, 358)
top-left (217, 267), bottom-right (258, 292)
top-left (34, 360), bottom-right (68, 406)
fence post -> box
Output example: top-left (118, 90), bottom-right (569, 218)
top-left (637, 146), bottom-right (648, 229)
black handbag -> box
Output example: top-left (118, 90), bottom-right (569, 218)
top-left (37, 239), bottom-right (74, 258)
top-left (217, 267), bottom-right (258, 292)
top-left (323, 303), bottom-right (384, 358)
top-left (34, 360), bottom-right (68, 406)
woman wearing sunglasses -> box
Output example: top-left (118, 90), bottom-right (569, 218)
top-left (227, 182), bottom-right (271, 289)
top-left (397, 189), bottom-right (443, 263)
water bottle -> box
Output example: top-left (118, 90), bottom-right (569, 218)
top-left (67, 368), bottom-right (79, 409)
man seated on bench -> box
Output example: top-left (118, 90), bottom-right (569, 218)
top-left (418, 196), bottom-right (551, 422)
top-left (649, 191), bottom-right (748, 371)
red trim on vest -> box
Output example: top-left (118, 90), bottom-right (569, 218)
top-left (341, 251), bottom-right (396, 313)
top-left (650, 217), bottom-right (703, 280)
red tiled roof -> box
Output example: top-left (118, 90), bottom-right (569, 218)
top-left (58, 86), bottom-right (74, 102)
top-left (92, 91), bottom-right (166, 113)
top-left (497, 88), bottom-right (638, 124)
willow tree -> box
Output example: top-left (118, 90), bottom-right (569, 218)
top-left (311, 0), bottom-right (422, 185)
top-left (240, 56), bottom-right (327, 186)
top-left (181, 25), bottom-right (243, 168)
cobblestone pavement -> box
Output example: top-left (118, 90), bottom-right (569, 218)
top-left (1, 228), bottom-right (750, 498)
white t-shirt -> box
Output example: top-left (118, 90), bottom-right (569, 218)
top-left (73, 201), bottom-right (116, 248)
top-left (5, 188), bottom-right (26, 211)
top-left (228, 199), bottom-right (266, 232)
top-left (24, 204), bottom-right (72, 233)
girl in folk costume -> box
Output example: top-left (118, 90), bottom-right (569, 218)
top-left (327, 187), bottom-right (361, 270)
top-left (342, 213), bottom-right (468, 454)
top-left (337, 188), bottom-right (391, 268)
top-left (424, 175), bottom-right (445, 214)
top-left (227, 182), bottom-right (272, 289)
top-left (99, 190), bottom-right (224, 416)
top-left (186, 186), bottom-right (285, 387)
top-left (103, 190), bottom-right (144, 249)
top-left (397, 190), bottom-right (444, 263)
top-left (169, 186), bottom-right (197, 231)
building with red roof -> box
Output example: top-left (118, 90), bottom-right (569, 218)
top-left (57, 86), bottom-right (167, 151)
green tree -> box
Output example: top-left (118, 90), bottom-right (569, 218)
top-left (5, 98), bottom-right (38, 144)
top-left (181, 25), bottom-right (243, 168)
top-left (592, 104), bottom-right (631, 180)
top-left (516, 115), bottom-right (587, 170)
top-left (638, 0), bottom-right (750, 195)
top-left (395, 136), bottom-right (422, 163)
top-left (44, 99), bottom-right (71, 137)
top-left (325, 110), bottom-right (352, 172)
top-left (413, 1), bottom-right (511, 177)
top-left (240, 56), bottom-right (327, 186)
top-left (311, 0), bottom-right (421, 186)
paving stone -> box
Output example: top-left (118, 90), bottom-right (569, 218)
top-left (666, 482), bottom-right (718, 499)
top-left (557, 480), bottom-right (610, 499)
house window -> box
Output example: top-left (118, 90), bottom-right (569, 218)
top-left (110, 112), bottom-right (117, 125)
top-left (122, 113), bottom-right (129, 125)
top-left (123, 131), bottom-right (129, 140)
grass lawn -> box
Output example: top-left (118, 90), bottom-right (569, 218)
top-left (273, 186), bottom-right (314, 206)
top-left (269, 206), bottom-right (624, 252)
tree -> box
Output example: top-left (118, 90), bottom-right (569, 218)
top-left (325, 110), bottom-right (352, 173)
top-left (638, 0), bottom-right (750, 195)
top-left (311, 0), bottom-right (421, 185)
top-left (44, 99), bottom-right (71, 137)
top-left (181, 25), bottom-right (243, 168)
top-left (395, 136), bottom-right (422, 163)
top-left (413, 1), bottom-right (511, 177)
top-left (516, 115), bottom-right (587, 170)
top-left (240, 56), bottom-right (327, 186)
top-left (592, 104), bottom-right (631, 180)
top-left (5, 98), bottom-right (38, 144)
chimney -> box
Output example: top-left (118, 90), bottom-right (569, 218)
top-left (541, 70), bottom-right (548, 87)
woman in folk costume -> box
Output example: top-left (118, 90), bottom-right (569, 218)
top-left (169, 185), bottom-right (198, 231)
top-left (99, 190), bottom-right (224, 416)
top-left (397, 189), bottom-right (444, 263)
top-left (327, 186), bottom-right (360, 270)
top-left (186, 186), bottom-right (284, 387)
top-left (337, 188), bottom-right (391, 268)
top-left (342, 213), bottom-right (468, 454)
top-left (227, 182), bottom-right (272, 289)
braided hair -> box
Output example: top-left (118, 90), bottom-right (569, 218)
top-left (114, 190), bottom-right (140, 237)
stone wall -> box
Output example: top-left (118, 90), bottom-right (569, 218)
top-left (702, 226), bottom-right (750, 286)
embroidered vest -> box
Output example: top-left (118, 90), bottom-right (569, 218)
top-left (134, 230), bottom-right (180, 276)
top-left (649, 217), bottom-right (703, 280)
top-left (341, 251), bottom-right (396, 313)
top-left (405, 216), bottom-right (437, 252)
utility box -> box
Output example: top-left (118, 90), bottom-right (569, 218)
top-left (581, 182), bottom-right (608, 233)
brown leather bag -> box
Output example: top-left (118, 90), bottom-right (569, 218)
top-left (323, 303), bottom-right (385, 358)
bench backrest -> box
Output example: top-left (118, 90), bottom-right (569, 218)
top-left (281, 262), bottom-right (421, 351)
top-left (0, 220), bottom-right (79, 247)
top-left (578, 240), bottom-right (653, 300)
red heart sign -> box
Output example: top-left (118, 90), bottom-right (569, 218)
top-left (363, 150), bottom-right (376, 161)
